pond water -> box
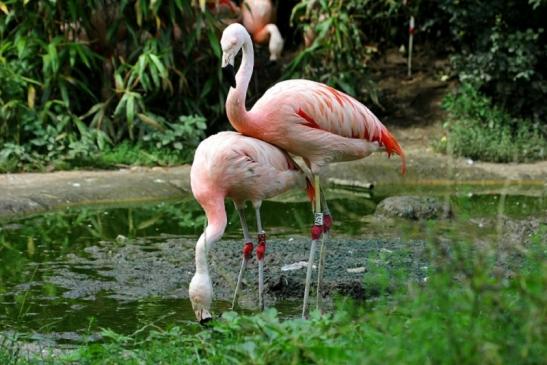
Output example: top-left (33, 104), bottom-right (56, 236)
top-left (0, 184), bottom-right (544, 347)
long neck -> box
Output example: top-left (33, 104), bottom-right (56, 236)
top-left (195, 197), bottom-right (227, 275)
top-left (226, 33), bottom-right (254, 129)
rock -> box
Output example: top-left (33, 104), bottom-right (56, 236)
top-left (375, 196), bottom-right (452, 220)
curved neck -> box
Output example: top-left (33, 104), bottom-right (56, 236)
top-left (195, 198), bottom-right (227, 275)
top-left (226, 33), bottom-right (254, 129)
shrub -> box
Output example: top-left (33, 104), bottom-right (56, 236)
top-left (437, 84), bottom-right (546, 162)
top-left (0, 0), bottom-right (225, 172)
top-left (438, 0), bottom-right (547, 122)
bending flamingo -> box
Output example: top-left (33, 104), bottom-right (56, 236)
top-left (189, 131), bottom-right (313, 323)
top-left (219, 23), bottom-right (406, 317)
top-left (241, 0), bottom-right (284, 61)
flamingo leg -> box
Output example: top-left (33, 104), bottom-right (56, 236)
top-left (316, 192), bottom-right (332, 312)
top-left (302, 175), bottom-right (322, 318)
top-left (232, 206), bottom-right (253, 310)
top-left (255, 206), bottom-right (266, 311)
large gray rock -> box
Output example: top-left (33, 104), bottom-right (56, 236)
top-left (375, 196), bottom-right (452, 220)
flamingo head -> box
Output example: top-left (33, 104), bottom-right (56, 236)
top-left (188, 272), bottom-right (213, 324)
top-left (221, 23), bottom-right (249, 87)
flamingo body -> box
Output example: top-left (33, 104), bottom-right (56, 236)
top-left (244, 79), bottom-right (405, 172)
top-left (241, 0), bottom-right (283, 61)
top-left (241, 0), bottom-right (273, 39)
top-left (221, 24), bottom-right (406, 174)
top-left (189, 131), bottom-right (309, 322)
top-left (191, 131), bottom-right (304, 207)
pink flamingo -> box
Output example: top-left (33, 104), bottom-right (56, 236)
top-left (188, 131), bottom-right (313, 323)
top-left (241, 0), bottom-right (284, 61)
top-left (220, 23), bottom-right (406, 317)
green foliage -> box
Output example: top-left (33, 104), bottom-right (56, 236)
top-left (4, 227), bottom-right (544, 364)
top-left (0, 0), bottom-right (226, 172)
top-left (438, 0), bottom-right (547, 122)
top-left (288, 0), bottom-right (381, 105)
top-left (437, 84), bottom-right (546, 162)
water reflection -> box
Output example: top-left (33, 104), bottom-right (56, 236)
top-left (0, 188), bottom-right (544, 345)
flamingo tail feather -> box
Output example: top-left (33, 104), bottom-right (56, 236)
top-left (380, 129), bottom-right (406, 175)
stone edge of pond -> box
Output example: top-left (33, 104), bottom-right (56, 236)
top-left (1, 151), bottom-right (546, 220)
top-left (0, 166), bottom-right (191, 220)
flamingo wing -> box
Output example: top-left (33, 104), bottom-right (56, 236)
top-left (195, 132), bottom-right (306, 203)
top-left (252, 79), bottom-right (406, 173)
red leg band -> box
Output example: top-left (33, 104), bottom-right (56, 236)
top-left (256, 241), bottom-right (266, 261)
top-left (311, 224), bottom-right (323, 240)
top-left (243, 242), bottom-right (253, 259)
top-left (323, 214), bottom-right (333, 233)
top-left (257, 232), bottom-right (266, 244)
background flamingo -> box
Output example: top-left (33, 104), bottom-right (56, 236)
top-left (220, 23), bottom-right (406, 317)
top-left (241, 0), bottom-right (284, 61)
top-left (188, 131), bottom-right (313, 323)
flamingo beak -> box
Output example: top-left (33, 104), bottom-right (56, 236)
top-left (196, 308), bottom-right (213, 325)
top-left (222, 63), bottom-right (237, 88)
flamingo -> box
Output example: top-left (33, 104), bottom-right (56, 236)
top-left (188, 131), bottom-right (313, 323)
top-left (241, 0), bottom-right (284, 61)
top-left (219, 23), bottom-right (406, 317)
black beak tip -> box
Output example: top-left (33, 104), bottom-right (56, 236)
top-left (222, 64), bottom-right (237, 88)
top-left (200, 317), bottom-right (213, 326)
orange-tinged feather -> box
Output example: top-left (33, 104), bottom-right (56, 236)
top-left (305, 177), bottom-right (315, 204)
top-left (380, 129), bottom-right (406, 175)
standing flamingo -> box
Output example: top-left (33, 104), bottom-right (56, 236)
top-left (219, 23), bottom-right (406, 317)
top-left (188, 131), bottom-right (313, 323)
top-left (241, 0), bottom-right (284, 61)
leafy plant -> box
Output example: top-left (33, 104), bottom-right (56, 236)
top-left (288, 0), bottom-right (381, 105)
top-left (438, 0), bottom-right (547, 122)
top-left (437, 84), bottom-right (546, 162)
top-left (0, 0), bottom-right (228, 172)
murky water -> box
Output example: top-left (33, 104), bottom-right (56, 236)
top-left (0, 185), bottom-right (544, 346)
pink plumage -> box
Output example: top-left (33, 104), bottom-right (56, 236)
top-left (191, 131), bottom-right (309, 212)
top-left (189, 131), bottom-right (313, 322)
top-left (241, 0), bottom-right (284, 61)
top-left (219, 23), bottom-right (406, 319)
top-left (221, 24), bottom-right (406, 175)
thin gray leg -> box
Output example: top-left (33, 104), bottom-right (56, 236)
top-left (255, 205), bottom-right (266, 311)
top-left (231, 205), bottom-right (252, 310)
top-left (316, 191), bottom-right (331, 311)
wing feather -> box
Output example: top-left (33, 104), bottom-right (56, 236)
top-left (253, 80), bottom-right (406, 174)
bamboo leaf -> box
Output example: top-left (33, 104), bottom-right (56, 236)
top-left (114, 73), bottom-right (124, 92)
top-left (138, 113), bottom-right (165, 131)
top-left (149, 54), bottom-right (167, 77)
top-left (81, 102), bottom-right (105, 119)
top-left (114, 93), bottom-right (128, 116)
top-left (0, 1), bottom-right (8, 15)
top-left (126, 94), bottom-right (135, 123)
top-left (27, 85), bottom-right (36, 108)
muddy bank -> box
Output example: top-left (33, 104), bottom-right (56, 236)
top-left (27, 217), bottom-right (542, 311)
top-left (26, 235), bottom-right (428, 310)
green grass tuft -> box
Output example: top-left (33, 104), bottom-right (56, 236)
top-left (436, 84), bottom-right (546, 162)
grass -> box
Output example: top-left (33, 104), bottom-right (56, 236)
top-left (436, 84), bottom-right (546, 163)
top-left (2, 227), bottom-right (545, 365)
